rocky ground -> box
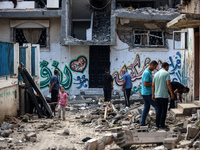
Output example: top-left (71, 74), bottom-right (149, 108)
top-left (1, 101), bottom-right (200, 150)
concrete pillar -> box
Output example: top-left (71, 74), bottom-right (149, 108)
top-left (14, 43), bottom-right (19, 77)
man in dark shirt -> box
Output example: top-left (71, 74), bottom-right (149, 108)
top-left (168, 82), bottom-right (190, 110)
top-left (49, 69), bottom-right (60, 112)
top-left (102, 68), bottom-right (113, 102)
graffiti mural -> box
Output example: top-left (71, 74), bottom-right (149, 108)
top-left (112, 52), bottom-right (182, 87)
top-left (40, 60), bottom-right (73, 90)
top-left (168, 52), bottom-right (181, 82)
top-left (70, 55), bottom-right (88, 73)
top-left (73, 75), bottom-right (89, 89)
top-left (40, 60), bottom-right (52, 89)
top-left (112, 54), bottom-right (151, 86)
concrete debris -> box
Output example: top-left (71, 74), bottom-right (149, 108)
top-left (1, 122), bottom-right (12, 130)
top-left (85, 139), bottom-right (98, 150)
top-left (186, 124), bottom-right (200, 140)
top-left (24, 132), bottom-right (37, 141)
top-left (1, 130), bottom-right (12, 137)
top-left (63, 129), bottom-right (70, 135)
top-left (115, 7), bottom-right (180, 16)
top-left (163, 138), bottom-right (178, 149)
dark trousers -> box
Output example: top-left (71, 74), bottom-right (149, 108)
top-left (124, 89), bottom-right (131, 107)
top-left (104, 89), bottom-right (111, 102)
top-left (168, 98), bottom-right (175, 110)
top-left (51, 89), bottom-right (59, 112)
top-left (141, 95), bottom-right (158, 126)
top-left (156, 98), bottom-right (168, 127)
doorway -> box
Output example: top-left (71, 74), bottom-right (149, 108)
top-left (89, 46), bottom-right (110, 88)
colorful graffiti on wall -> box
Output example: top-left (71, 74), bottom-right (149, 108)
top-left (168, 52), bottom-right (181, 82)
top-left (73, 75), bottom-right (89, 89)
top-left (112, 52), bottom-right (181, 87)
top-left (112, 54), bottom-right (151, 86)
top-left (40, 60), bottom-right (73, 90)
top-left (69, 56), bottom-right (88, 73)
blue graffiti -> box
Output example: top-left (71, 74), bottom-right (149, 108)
top-left (73, 75), bottom-right (89, 89)
top-left (169, 52), bottom-right (181, 82)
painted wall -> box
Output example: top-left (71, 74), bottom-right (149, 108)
top-left (0, 79), bottom-right (18, 122)
top-left (110, 36), bottom-right (182, 93)
top-left (40, 45), bottom-right (89, 96)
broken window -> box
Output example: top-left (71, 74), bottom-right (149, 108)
top-left (15, 28), bottom-right (47, 47)
top-left (173, 31), bottom-right (188, 50)
top-left (133, 31), bottom-right (164, 47)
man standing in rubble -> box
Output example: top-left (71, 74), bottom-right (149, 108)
top-left (122, 67), bottom-right (132, 110)
top-left (140, 60), bottom-right (158, 126)
top-left (152, 62), bottom-right (174, 130)
top-left (49, 69), bottom-right (60, 113)
top-left (102, 68), bottom-right (113, 103)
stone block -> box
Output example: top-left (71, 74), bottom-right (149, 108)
top-left (85, 139), bottom-right (98, 150)
top-left (25, 132), bottom-right (37, 141)
top-left (1, 122), bottom-right (11, 130)
top-left (102, 133), bottom-right (114, 145)
top-left (186, 124), bottom-right (199, 140)
top-left (163, 138), bottom-right (178, 149)
top-left (97, 139), bottom-right (105, 150)
top-left (1, 130), bottom-right (12, 137)
top-left (178, 140), bottom-right (192, 148)
top-left (193, 140), bottom-right (200, 148)
top-left (63, 129), bottom-right (70, 135)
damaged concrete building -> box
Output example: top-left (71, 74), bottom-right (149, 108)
top-left (0, 0), bottom-right (183, 104)
top-left (167, 0), bottom-right (200, 102)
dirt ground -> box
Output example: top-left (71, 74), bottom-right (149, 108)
top-left (0, 110), bottom-right (123, 150)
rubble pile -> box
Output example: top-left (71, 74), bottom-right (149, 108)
top-left (115, 7), bottom-right (180, 15)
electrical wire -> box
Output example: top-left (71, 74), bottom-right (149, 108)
top-left (86, 0), bottom-right (112, 10)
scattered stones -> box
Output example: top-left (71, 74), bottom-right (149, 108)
top-left (63, 129), bottom-right (70, 135)
top-left (193, 140), bottom-right (200, 148)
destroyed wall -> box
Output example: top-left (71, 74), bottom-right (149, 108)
top-left (110, 35), bottom-right (182, 93)
top-left (182, 0), bottom-right (200, 14)
top-left (181, 28), bottom-right (195, 102)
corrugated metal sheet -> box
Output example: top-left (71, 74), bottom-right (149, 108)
top-left (31, 47), bottom-right (35, 76)
top-left (19, 46), bottom-right (26, 80)
top-left (0, 42), bottom-right (14, 76)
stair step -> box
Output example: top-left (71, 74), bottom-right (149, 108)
top-left (193, 101), bottom-right (200, 106)
top-left (170, 109), bottom-right (183, 117)
top-left (177, 103), bottom-right (200, 115)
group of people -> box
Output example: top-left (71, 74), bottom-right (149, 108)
top-left (102, 61), bottom-right (189, 130)
top-left (50, 62), bottom-right (189, 124)
top-left (141, 61), bottom-right (189, 130)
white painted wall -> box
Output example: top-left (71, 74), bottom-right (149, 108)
top-left (0, 19), bottom-right (11, 42)
top-left (110, 36), bottom-right (182, 93)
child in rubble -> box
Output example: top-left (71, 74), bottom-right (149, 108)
top-left (58, 86), bottom-right (68, 120)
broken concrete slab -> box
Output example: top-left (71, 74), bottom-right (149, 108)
top-left (102, 133), bottom-right (114, 145)
top-left (163, 138), bottom-right (178, 149)
top-left (85, 139), bottom-right (98, 150)
top-left (177, 140), bottom-right (192, 148)
top-left (25, 132), bottom-right (37, 141)
top-left (186, 124), bottom-right (199, 140)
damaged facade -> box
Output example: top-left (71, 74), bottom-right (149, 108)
top-left (167, 0), bottom-right (200, 102)
top-left (0, 0), bottom-right (183, 99)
